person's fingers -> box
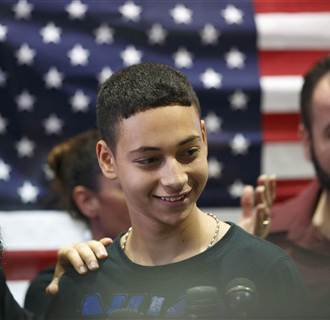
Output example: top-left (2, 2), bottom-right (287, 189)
top-left (58, 245), bottom-right (89, 273)
top-left (258, 174), bottom-right (277, 206)
top-left (72, 242), bottom-right (101, 270)
top-left (254, 203), bottom-right (271, 239)
top-left (84, 239), bottom-right (109, 259)
top-left (255, 186), bottom-right (272, 220)
top-left (257, 175), bottom-right (271, 205)
top-left (99, 237), bottom-right (113, 247)
top-left (240, 185), bottom-right (254, 218)
top-left (46, 275), bottom-right (60, 295)
top-left (254, 185), bottom-right (265, 207)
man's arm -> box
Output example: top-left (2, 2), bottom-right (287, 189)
top-left (46, 238), bottom-right (112, 295)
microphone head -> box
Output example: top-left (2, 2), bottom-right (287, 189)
top-left (186, 286), bottom-right (220, 318)
top-left (225, 278), bottom-right (258, 317)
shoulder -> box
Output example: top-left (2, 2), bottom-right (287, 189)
top-left (28, 267), bottom-right (54, 287)
top-left (271, 180), bottom-right (321, 232)
top-left (55, 238), bottom-right (122, 293)
top-left (24, 267), bottom-right (55, 313)
top-left (223, 224), bottom-right (293, 268)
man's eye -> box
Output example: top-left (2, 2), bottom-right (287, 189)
top-left (135, 157), bottom-right (159, 165)
top-left (180, 147), bottom-right (200, 161)
top-left (186, 148), bottom-right (199, 156)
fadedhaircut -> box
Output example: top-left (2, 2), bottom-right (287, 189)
top-left (47, 129), bottom-right (101, 223)
top-left (96, 62), bottom-right (201, 151)
top-left (300, 55), bottom-right (330, 132)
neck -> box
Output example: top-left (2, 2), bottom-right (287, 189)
top-left (312, 190), bottom-right (330, 240)
top-left (122, 209), bottom-right (229, 266)
top-left (90, 218), bottom-right (116, 240)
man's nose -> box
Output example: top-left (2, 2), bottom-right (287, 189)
top-left (160, 159), bottom-right (188, 192)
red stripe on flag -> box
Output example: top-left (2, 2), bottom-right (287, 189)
top-left (259, 51), bottom-right (329, 76)
top-left (263, 113), bottom-right (300, 142)
top-left (254, 0), bottom-right (330, 13)
top-left (276, 179), bottom-right (312, 202)
top-left (2, 250), bottom-right (57, 281)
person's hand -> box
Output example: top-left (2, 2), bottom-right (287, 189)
top-left (239, 175), bottom-right (276, 238)
top-left (46, 237), bottom-right (112, 295)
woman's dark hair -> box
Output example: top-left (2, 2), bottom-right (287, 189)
top-left (48, 129), bottom-right (101, 222)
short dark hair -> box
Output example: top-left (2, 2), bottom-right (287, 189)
top-left (96, 62), bottom-right (200, 150)
top-left (300, 55), bottom-right (330, 132)
top-left (48, 129), bottom-right (101, 223)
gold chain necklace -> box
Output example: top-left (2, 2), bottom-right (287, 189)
top-left (121, 213), bottom-right (221, 251)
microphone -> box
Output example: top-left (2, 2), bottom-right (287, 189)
top-left (186, 286), bottom-right (221, 318)
top-left (224, 278), bottom-right (258, 318)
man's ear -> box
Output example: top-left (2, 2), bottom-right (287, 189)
top-left (299, 123), bottom-right (311, 161)
top-left (73, 186), bottom-right (99, 219)
top-left (200, 119), bottom-right (208, 146)
top-left (96, 140), bottom-right (117, 179)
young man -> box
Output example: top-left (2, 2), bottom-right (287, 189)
top-left (45, 63), bottom-right (305, 319)
top-left (25, 131), bottom-right (273, 316)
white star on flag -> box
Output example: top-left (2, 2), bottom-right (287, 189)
top-left (44, 67), bottom-right (64, 89)
top-left (148, 24), bottom-right (167, 45)
top-left (225, 47), bottom-right (246, 69)
top-left (70, 90), bottom-right (90, 112)
top-left (205, 112), bottom-right (222, 133)
top-left (0, 24), bottom-right (8, 41)
top-left (13, 0), bottom-right (33, 20)
top-left (16, 90), bottom-right (35, 111)
top-left (120, 45), bottom-right (142, 66)
top-left (200, 68), bottom-right (222, 89)
top-left (230, 133), bottom-right (250, 155)
top-left (228, 180), bottom-right (244, 198)
top-left (229, 90), bottom-right (248, 110)
top-left (43, 114), bottom-right (63, 134)
top-left (16, 137), bottom-right (35, 157)
top-left (0, 114), bottom-right (8, 134)
top-left (170, 4), bottom-right (192, 24)
top-left (119, 1), bottom-right (142, 22)
top-left (40, 22), bottom-right (61, 44)
top-left (16, 43), bottom-right (36, 65)
top-left (200, 24), bottom-right (220, 45)
top-left (173, 47), bottom-right (193, 69)
top-left (94, 24), bottom-right (114, 44)
top-left (66, 0), bottom-right (87, 19)
top-left (221, 4), bottom-right (243, 25)
top-left (18, 181), bottom-right (39, 203)
top-left (0, 69), bottom-right (7, 86)
top-left (98, 67), bottom-right (113, 84)
top-left (67, 44), bottom-right (89, 66)
top-left (0, 159), bottom-right (11, 181)
top-left (208, 157), bottom-right (222, 178)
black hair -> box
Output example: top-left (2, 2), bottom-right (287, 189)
top-left (96, 62), bottom-right (200, 150)
top-left (47, 129), bottom-right (101, 223)
top-left (300, 55), bottom-right (330, 132)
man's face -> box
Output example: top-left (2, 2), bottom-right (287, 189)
top-left (98, 105), bottom-right (208, 227)
top-left (306, 74), bottom-right (330, 190)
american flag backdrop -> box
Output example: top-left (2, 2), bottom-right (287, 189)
top-left (0, 0), bottom-right (329, 305)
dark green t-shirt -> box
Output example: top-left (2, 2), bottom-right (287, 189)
top-left (46, 223), bottom-right (307, 319)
